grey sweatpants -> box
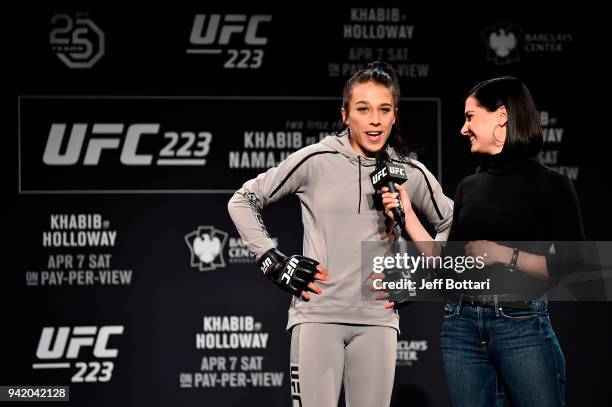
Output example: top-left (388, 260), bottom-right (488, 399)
top-left (289, 323), bottom-right (397, 407)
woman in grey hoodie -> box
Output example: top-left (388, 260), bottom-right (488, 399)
top-left (228, 62), bottom-right (453, 407)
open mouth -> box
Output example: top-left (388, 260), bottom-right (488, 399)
top-left (365, 131), bottom-right (383, 141)
top-left (469, 135), bottom-right (476, 144)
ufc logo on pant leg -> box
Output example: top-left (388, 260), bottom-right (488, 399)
top-left (290, 363), bottom-right (302, 407)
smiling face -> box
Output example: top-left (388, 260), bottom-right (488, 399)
top-left (342, 81), bottom-right (396, 157)
top-left (461, 95), bottom-right (507, 155)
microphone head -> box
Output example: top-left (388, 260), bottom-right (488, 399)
top-left (375, 150), bottom-right (390, 165)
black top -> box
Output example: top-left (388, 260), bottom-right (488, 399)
top-left (446, 149), bottom-right (585, 298)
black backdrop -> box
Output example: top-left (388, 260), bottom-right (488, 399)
top-left (4, 3), bottom-right (610, 406)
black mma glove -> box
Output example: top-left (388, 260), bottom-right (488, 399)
top-left (258, 248), bottom-right (319, 298)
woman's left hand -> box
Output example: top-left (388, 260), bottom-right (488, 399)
top-left (464, 240), bottom-right (512, 266)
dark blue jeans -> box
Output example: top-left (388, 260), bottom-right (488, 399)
top-left (440, 297), bottom-right (565, 407)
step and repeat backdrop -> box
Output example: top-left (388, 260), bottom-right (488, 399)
top-left (5, 3), bottom-right (609, 406)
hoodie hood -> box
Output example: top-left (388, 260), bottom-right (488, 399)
top-left (320, 130), bottom-right (412, 213)
top-left (320, 130), bottom-right (380, 167)
top-left (321, 129), bottom-right (407, 165)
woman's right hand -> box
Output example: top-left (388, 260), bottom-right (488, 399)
top-left (381, 183), bottom-right (413, 222)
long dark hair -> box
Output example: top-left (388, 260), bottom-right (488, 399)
top-left (338, 61), bottom-right (413, 161)
top-left (468, 76), bottom-right (543, 157)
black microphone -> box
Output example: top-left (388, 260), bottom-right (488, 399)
top-left (370, 151), bottom-right (408, 229)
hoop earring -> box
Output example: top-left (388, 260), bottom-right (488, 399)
top-left (491, 124), bottom-right (504, 145)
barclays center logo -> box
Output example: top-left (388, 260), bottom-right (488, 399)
top-left (185, 226), bottom-right (229, 271)
top-left (184, 225), bottom-right (273, 271)
top-left (481, 21), bottom-right (522, 65)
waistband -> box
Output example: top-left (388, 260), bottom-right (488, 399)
top-left (445, 293), bottom-right (544, 310)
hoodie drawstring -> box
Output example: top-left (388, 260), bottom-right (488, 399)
top-left (358, 156), bottom-right (362, 214)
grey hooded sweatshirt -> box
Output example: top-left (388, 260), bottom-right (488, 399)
top-left (228, 131), bottom-right (453, 331)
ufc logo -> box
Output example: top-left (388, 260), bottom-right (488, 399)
top-left (281, 257), bottom-right (299, 284)
top-left (389, 165), bottom-right (405, 176)
top-left (189, 14), bottom-right (272, 45)
top-left (42, 123), bottom-right (212, 166)
top-left (371, 167), bottom-right (387, 184)
top-left (260, 257), bottom-right (273, 274)
top-left (36, 326), bottom-right (124, 359)
top-left (290, 364), bottom-right (302, 406)
top-left (43, 123), bottom-right (158, 166)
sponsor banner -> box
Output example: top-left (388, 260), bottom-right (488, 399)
top-left (178, 315), bottom-right (284, 389)
top-left (327, 7), bottom-right (431, 79)
top-left (25, 213), bottom-right (133, 287)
